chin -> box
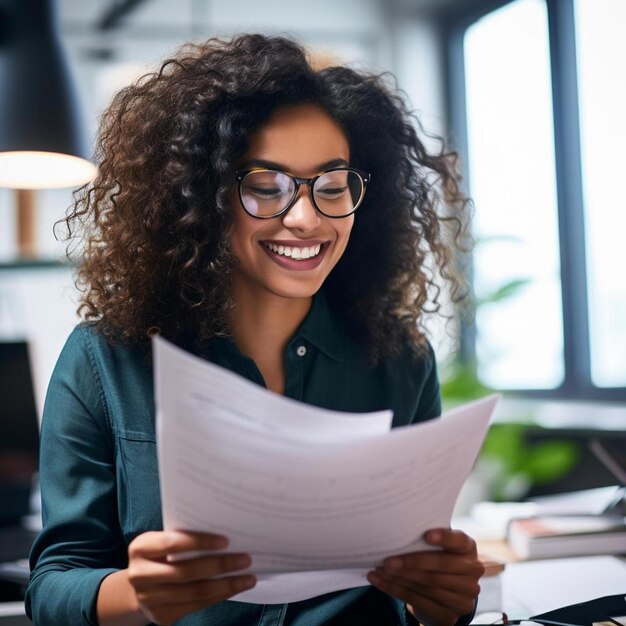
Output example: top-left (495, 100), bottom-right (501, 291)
top-left (267, 282), bottom-right (323, 301)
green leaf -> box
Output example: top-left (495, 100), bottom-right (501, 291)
top-left (523, 440), bottom-right (581, 483)
top-left (476, 278), bottom-right (531, 307)
top-left (440, 362), bottom-right (492, 406)
top-left (480, 424), bottom-right (527, 473)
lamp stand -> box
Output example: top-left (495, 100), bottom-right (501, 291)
top-left (16, 189), bottom-right (36, 258)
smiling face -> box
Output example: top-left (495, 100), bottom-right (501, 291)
top-left (230, 104), bottom-right (354, 305)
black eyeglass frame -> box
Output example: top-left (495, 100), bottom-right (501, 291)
top-left (470, 594), bottom-right (626, 626)
top-left (234, 167), bottom-right (371, 220)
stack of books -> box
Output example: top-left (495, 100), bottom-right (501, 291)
top-left (507, 514), bottom-right (626, 560)
top-left (506, 437), bottom-right (626, 560)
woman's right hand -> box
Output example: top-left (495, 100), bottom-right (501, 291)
top-left (126, 530), bottom-right (256, 626)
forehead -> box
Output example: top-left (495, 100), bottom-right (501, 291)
top-left (240, 104), bottom-right (350, 176)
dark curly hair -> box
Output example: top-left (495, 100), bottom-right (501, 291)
top-left (59, 33), bottom-right (470, 363)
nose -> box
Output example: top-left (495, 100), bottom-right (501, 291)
top-left (281, 186), bottom-right (321, 231)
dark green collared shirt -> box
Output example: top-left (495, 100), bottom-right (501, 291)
top-left (26, 290), bottom-right (441, 626)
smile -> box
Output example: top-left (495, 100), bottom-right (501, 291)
top-left (262, 242), bottom-right (322, 260)
top-left (260, 240), bottom-right (329, 271)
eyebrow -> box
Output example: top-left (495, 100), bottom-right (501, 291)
top-left (238, 158), bottom-right (349, 172)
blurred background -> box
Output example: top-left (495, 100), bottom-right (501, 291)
top-left (0, 0), bottom-right (625, 513)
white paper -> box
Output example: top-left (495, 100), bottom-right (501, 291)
top-left (153, 336), bottom-right (499, 603)
top-left (501, 556), bottom-right (626, 617)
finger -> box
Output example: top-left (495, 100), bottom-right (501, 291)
top-left (129, 531), bottom-right (229, 560)
top-left (137, 573), bottom-right (257, 607)
top-left (383, 551), bottom-right (484, 577)
top-left (424, 529), bottom-right (477, 554)
top-left (373, 567), bottom-right (479, 612)
top-left (142, 575), bottom-right (256, 625)
top-left (128, 552), bottom-right (252, 586)
top-left (367, 571), bottom-right (460, 626)
top-left (379, 568), bottom-right (482, 596)
top-left (408, 593), bottom-right (469, 626)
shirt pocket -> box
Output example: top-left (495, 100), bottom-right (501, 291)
top-left (116, 435), bottom-right (163, 541)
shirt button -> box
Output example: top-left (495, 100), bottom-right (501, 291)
top-left (296, 345), bottom-right (307, 357)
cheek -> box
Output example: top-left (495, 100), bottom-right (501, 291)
top-left (230, 212), bottom-right (260, 257)
top-left (335, 217), bottom-right (355, 254)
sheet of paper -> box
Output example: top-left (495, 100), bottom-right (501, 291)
top-left (154, 335), bottom-right (393, 443)
top-left (154, 336), bottom-right (499, 603)
top-left (502, 556), bottom-right (626, 617)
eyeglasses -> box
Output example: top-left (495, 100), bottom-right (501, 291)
top-left (234, 167), bottom-right (371, 219)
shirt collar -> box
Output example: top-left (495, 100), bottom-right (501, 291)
top-left (296, 289), bottom-right (346, 362)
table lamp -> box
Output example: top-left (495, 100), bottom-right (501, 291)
top-left (0, 0), bottom-right (97, 256)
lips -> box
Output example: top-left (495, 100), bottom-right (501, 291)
top-left (260, 240), bottom-right (329, 271)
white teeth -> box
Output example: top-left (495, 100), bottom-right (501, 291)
top-left (264, 243), bottom-right (323, 260)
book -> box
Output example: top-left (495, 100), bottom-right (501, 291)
top-left (470, 485), bottom-right (623, 540)
top-left (507, 515), bottom-right (626, 559)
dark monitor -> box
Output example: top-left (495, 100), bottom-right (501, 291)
top-left (590, 438), bottom-right (626, 486)
top-left (0, 341), bottom-right (39, 526)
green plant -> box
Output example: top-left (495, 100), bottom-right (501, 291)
top-left (479, 423), bottom-right (580, 501)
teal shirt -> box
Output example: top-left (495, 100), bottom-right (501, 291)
top-left (26, 291), bottom-right (441, 626)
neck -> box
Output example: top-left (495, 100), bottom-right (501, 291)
top-left (228, 278), bottom-right (313, 393)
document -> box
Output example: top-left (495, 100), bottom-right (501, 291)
top-left (153, 336), bottom-right (499, 603)
top-left (501, 556), bottom-right (626, 616)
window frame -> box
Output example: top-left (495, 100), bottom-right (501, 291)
top-left (441, 0), bottom-right (626, 401)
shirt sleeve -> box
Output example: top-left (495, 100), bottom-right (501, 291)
top-left (25, 326), bottom-right (127, 626)
top-left (412, 341), bottom-right (442, 423)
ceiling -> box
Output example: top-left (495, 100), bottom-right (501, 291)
top-left (58, 0), bottom-right (482, 32)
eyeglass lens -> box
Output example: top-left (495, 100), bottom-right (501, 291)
top-left (240, 170), bottom-right (364, 217)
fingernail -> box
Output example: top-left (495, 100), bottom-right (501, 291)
top-left (427, 530), bottom-right (442, 542)
top-left (214, 535), bottom-right (229, 549)
top-left (367, 571), bottom-right (382, 585)
top-left (385, 557), bottom-right (403, 571)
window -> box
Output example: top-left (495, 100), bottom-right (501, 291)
top-left (574, 0), bottom-right (626, 388)
top-left (446, 0), bottom-right (626, 400)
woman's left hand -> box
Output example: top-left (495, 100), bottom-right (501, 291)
top-left (367, 528), bottom-right (485, 626)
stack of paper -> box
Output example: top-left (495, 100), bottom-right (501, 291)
top-left (153, 336), bottom-right (499, 604)
top-left (471, 485), bottom-right (624, 540)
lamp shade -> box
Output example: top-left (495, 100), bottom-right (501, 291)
top-left (0, 0), bottom-right (97, 188)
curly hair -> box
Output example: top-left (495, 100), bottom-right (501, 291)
top-left (60, 33), bottom-right (470, 363)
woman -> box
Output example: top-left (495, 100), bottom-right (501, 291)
top-left (26, 34), bottom-right (482, 626)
